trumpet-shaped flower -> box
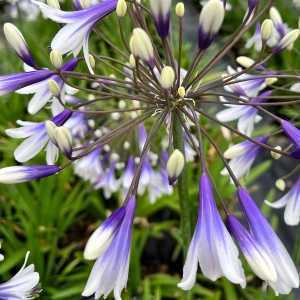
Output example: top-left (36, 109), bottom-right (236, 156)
top-left (238, 188), bottom-right (299, 295)
top-left (33, 0), bottom-right (117, 74)
top-left (178, 173), bottom-right (245, 290)
top-left (265, 177), bottom-right (300, 226)
top-left (82, 196), bottom-right (136, 300)
top-left (6, 109), bottom-right (72, 164)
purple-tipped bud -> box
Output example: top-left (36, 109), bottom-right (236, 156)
top-left (198, 0), bottom-right (225, 49)
top-left (149, 0), bottom-right (171, 38)
top-left (0, 165), bottom-right (61, 184)
top-left (280, 119), bottom-right (300, 158)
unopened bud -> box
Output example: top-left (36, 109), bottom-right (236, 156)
top-left (48, 79), bottom-right (60, 97)
top-left (271, 146), bottom-right (282, 159)
top-left (150, 0), bottom-right (171, 38)
top-left (116, 0), bottom-right (127, 17)
top-left (50, 49), bottom-right (63, 69)
top-left (276, 29), bottom-right (300, 52)
top-left (178, 86), bottom-right (186, 97)
top-left (47, 0), bottom-right (60, 8)
top-left (89, 54), bottom-right (96, 69)
top-left (261, 19), bottom-right (273, 41)
top-left (236, 56), bottom-right (255, 68)
top-left (55, 126), bottom-right (73, 158)
top-left (167, 149), bottom-right (185, 184)
top-left (130, 28), bottom-right (154, 64)
top-left (275, 179), bottom-right (286, 191)
top-left (198, 0), bottom-right (225, 49)
top-left (159, 66), bottom-right (175, 89)
top-left (176, 2), bottom-right (185, 17)
top-left (45, 121), bottom-right (57, 143)
top-left (269, 7), bottom-right (282, 26)
top-left (3, 23), bottom-right (34, 67)
top-left (129, 54), bottom-right (136, 67)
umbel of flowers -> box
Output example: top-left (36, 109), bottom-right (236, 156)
top-left (0, 0), bottom-right (299, 298)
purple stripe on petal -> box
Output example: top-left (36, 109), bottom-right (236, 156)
top-left (52, 109), bottom-right (73, 126)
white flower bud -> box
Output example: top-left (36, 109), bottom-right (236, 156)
top-left (269, 7), bottom-right (282, 26)
top-left (266, 77), bottom-right (278, 85)
top-left (118, 100), bottom-right (126, 109)
top-left (277, 29), bottom-right (300, 51)
top-left (199, 0), bottom-right (225, 38)
top-left (159, 66), bottom-right (175, 89)
top-left (167, 149), bottom-right (185, 184)
top-left (116, 0), bottom-right (127, 17)
top-left (55, 126), bottom-right (73, 157)
top-left (89, 54), bottom-right (96, 69)
top-left (48, 79), bottom-right (60, 97)
top-left (178, 86), bottom-right (186, 97)
top-left (50, 49), bottom-right (63, 69)
top-left (261, 19), bottom-right (273, 41)
top-left (224, 144), bottom-right (246, 159)
top-left (45, 121), bottom-right (58, 143)
top-left (130, 28), bottom-right (154, 63)
top-left (129, 54), bottom-right (136, 67)
top-left (47, 0), bottom-right (60, 8)
top-left (176, 2), bottom-right (185, 17)
top-left (275, 179), bottom-right (286, 192)
top-left (270, 146), bottom-right (282, 160)
top-left (3, 23), bottom-right (31, 63)
top-left (236, 56), bottom-right (255, 68)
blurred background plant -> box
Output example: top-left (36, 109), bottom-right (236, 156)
top-left (0, 0), bottom-right (299, 299)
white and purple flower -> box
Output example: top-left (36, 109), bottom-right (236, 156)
top-left (178, 172), bottom-right (245, 290)
top-left (82, 196), bottom-right (136, 300)
top-left (33, 0), bottom-right (117, 74)
top-left (6, 109), bottom-right (72, 164)
top-left (238, 188), bottom-right (299, 295)
top-left (266, 177), bottom-right (300, 226)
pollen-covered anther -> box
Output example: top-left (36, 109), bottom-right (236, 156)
top-left (50, 49), bottom-right (63, 69)
top-left (176, 2), bottom-right (185, 17)
top-left (47, 0), bottom-right (60, 9)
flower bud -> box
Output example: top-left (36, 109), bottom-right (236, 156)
top-left (198, 0), bottom-right (225, 49)
top-left (89, 54), bottom-right (96, 70)
top-left (48, 79), bottom-right (60, 97)
top-left (55, 126), bottom-right (73, 158)
top-left (261, 19), bottom-right (273, 41)
top-left (266, 77), bottom-right (278, 85)
top-left (45, 120), bottom-right (58, 143)
top-left (275, 29), bottom-right (300, 52)
top-left (275, 179), bottom-right (286, 192)
top-left (159, 66), bottom-right (175, 89)
top-left (50, 49), bottom-right (63, 69)
top-left (270, 145), bottom-right (282, 160)
top-left (3, 23), bottom-right (35, 67)
top-left (150, 0), bottom-right (171, 38)
top-left (269, 7), bottom-right (282, 26)
top-left (167, 149), bottom-right (185, 184)
top-left (47, 0), bottom-right (60, 8)
top-left (130, 28), bottom-right (154, 64)
top-left (129, 54), bottom-right (136, 67)
top-left (178, 86), bottom-right (186, 97)
top-left (116, 0), bottom-right (127, 17)
top-left (236, 56), bottom-right (255, 68)
top-left (176, 2), bottom-right (185, 17)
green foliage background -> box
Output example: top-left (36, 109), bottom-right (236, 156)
top-left (0, 0), bottom-right (299, 299)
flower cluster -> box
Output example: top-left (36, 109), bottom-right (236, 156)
top-left (0, 0), bottom-right (300, 299)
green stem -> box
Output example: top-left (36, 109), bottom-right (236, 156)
top-left (172, 112), bottom-right (192, 255)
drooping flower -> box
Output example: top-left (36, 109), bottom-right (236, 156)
top-left (6, 109), bottom-right (72, 164)
top-left (0, 165), bottom-right (61, 184)
top-left (238, 188), bottom-right (299, 295)
top-left (0, 252), bottom-right (40, 299)
top-left (265, 177), bottom-right (300, 226)
top-left (33, 0), bottom-right (118, 73)
top-left (221, 137), bottom-right (266, 179)
top-left (178, 172), bottom-right (245, 290)
top-left (82, 196), bottom-right (136, 300)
